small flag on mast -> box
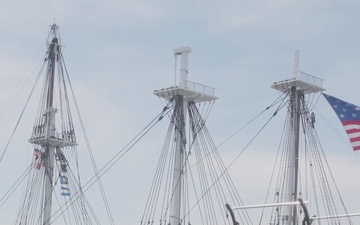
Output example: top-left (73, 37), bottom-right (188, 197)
top-left (323, 93), bottom-right (360, 151)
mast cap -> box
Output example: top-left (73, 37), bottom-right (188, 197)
top-left (173, 46), bottom-right (191, 55)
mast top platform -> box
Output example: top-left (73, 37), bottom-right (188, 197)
top-left (154, 46), bottom-right (218, 103)
top-left (271, 50), bottom-right (326, 94)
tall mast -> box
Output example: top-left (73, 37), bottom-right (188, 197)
top-left (153, 47), bottom-right (218, 225)
top-left (271, 51), bottom-right (325, 225)
top-left (28, 24), bottom-right (78, 225)
top-left (170, 47), bottom-right (190, 224)
top-left (46, 24), bottom-right (58, 109)
top-left (43, 24), bottom-right (59, 225)
top-left (291, 50), bottom-right (301, 225)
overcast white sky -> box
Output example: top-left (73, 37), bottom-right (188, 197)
top-left (0, 0), bottom-right (360, 224)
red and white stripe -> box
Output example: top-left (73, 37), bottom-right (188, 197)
top-left (342, 121), bottom-right (360, 151)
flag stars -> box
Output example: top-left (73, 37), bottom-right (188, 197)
top-left (325, 95), bottom-right (360, 151)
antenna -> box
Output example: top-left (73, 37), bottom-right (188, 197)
top-left (174, 54), bottom-right (178, 86)
top-left (294, 50), bottom-right (299, 78)
top-left (173, 46), bottom-right (191, 88)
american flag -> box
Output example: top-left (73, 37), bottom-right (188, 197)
top-left (323, 93), bottom-right (360, 151)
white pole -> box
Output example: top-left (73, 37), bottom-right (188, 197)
top-left (169, 47), bottom-right (191, 225)
top-left (43, 28), bottom-right (58, 225)
top-left (173, 47), bottom-right (191, 89)
top-left (294, 50), bottom-right (300, 78)
top-left (232, 201), bottom-right (308, 210)
top-left (312, 212), bottom-right (360, 220)
top-left (43, 108), bottom-right (57, 225)
top-left (170, 99), bottom-right (186, 225)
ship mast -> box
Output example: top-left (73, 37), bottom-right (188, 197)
top-left (170, 47), bottom-right (189, 224)
top-left (271, 50), bottom-right (325, 225)
top-left (28, 24), bottom-right (78, 225)
top-left (153, 47), bottom-right (218, 225)
top-left (42, 24), bottom-right (58, 225)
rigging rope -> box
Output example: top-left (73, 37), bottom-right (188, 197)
top-left (49, 102), bottom-right (173, 224)
top-left (217, 88), bottom-right (291, 149)
top-left (263, 92), bottom-right (355, 224)
top-left (0, 62), bottom-right (46, 165)
top-left (0, 27), bottom-right (50, 124)
top-left (61, 52), bottom-right (115, 225)
top-left (314, 107), bottom-right (353, 150)
top-left (259, 103), bottom-right (290, 224)
top-left (0, 164), bottom-right (32, 208)
top-left (182, 95), bottom-right (289, 223)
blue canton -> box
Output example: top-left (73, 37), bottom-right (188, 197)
top-left (323, 94), bottom-right (360, 122)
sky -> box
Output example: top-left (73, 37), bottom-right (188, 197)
top-left (1, 0), bottom-right (360, 224)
